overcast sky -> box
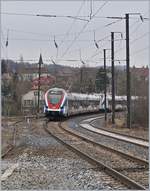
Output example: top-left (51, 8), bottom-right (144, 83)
top-left (1, 1), bottom-right (149, 67)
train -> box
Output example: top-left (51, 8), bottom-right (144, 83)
top-left (44, 87), bottom-right (101, 117)
top-left (44, 87), bottom-right (135, 118)
top-left (100, 95), bottom-right (127, 112)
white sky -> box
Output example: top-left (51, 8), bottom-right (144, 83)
top-left (1, 0), bottom-right (149, 67)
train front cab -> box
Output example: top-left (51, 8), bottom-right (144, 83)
top-left (44, 89), bottom-right (68, 118)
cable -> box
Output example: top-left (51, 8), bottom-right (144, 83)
top-left (2, 12), bottom-right (149, 20)
top-left (114, 30), bottom-right (149, 55)
top-left (129, 11), bottom-right (149, 36)
top-left (91, 1), bottom-right (108, 18)
top-left (58, 1), bottom-right (109, 62)
top-left (1, 30), bottom-right (6, 43)
top-left (1, 12), bottom-right (37, 16)
top-left (130, 32), bottom-right (149, 45)
top-left (3, 37), bottom-right (115, 42)
top-left (59, 0), bottom-right (86, 47)
top-left (1, 30), bottom-right (8, 58)
top-left (131, 46), bottom-right (149, 56)
top-left (86, 19), bottom-right (124, 60)
top-left (2, 16), bottom-right (122, 39)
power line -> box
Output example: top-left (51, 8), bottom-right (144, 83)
top-left (130, 32), bottom-right (149, 45)
top-left (1, 12), bottom-right (37, 16)
top-left (59, 0), bottom-right (86, 47)
top-left (1, 30), bottom-right (8, 58)
top-left (129, 11), bottom-right (149, 36)
top-left (1, 30), bottom-right (6, 43)
top-left (5, 37), bottom-right (119, 42)
top-left (114, 31), bottom-right (149, 55)
top-left (2, 16), bottom-right (123, 39)
top-left (58, 1), bottom-right (109, 62)
top-left (1, 43), bottom-right (6, 53)
top-left (87, 19), bottom-right (124, 60)
top-left (131, 46), bottom-right (149, 56)
top-left (91, 1), bottom-right (108, 18)
top-left (2, 12), bottom-right (149, 20)
top-left (130, 22), bottom-right (145, 36)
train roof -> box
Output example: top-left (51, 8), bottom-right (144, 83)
top-left (67, 93), bottom-right (102, 101)
top-left (45, 88), bottom-right (139, 101)
top-left (107, 95), bottom-right (139, 101)
top-left (45, 87), bottom-right (66, 94)
top-left (45, 87), bottom-right (102, 101)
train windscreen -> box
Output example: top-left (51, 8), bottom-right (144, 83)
top-left (48, 90), bottom-right (63, 104)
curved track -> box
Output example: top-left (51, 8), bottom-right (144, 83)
top-left (44, 119), bottom-right (148, 190)
top-left (89, 115), bottom-right (149, 142)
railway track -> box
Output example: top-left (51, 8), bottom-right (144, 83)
top-left (44, 119), bottom-right (148, 190)
top-left (78, 116), bottom-right (148, 148)
top-left (88, 115), bottom-right (149, 142)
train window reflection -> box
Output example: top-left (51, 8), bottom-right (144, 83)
top-left (48, 91), bottom-right (63, 104)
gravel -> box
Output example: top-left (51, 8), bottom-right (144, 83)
top-left (2, 118), bottom-right (126, 190)
top-left (2, 146), bottom-right (117, 190)
top-left (5, 156), bottom-right (93, 189)
top-left (68, 118), bottom-right (149, 160)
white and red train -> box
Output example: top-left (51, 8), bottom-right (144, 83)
top-left (44, 88), bottom-right (101, 117)
top-left (44, 87), bottom-right (134, 117)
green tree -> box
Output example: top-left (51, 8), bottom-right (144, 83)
top-left (95, 67), bottom-right (109, 93)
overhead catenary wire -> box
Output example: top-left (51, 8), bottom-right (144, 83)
top-left (59, 0), bottom-right (86, 48)
top-left (130, 32), bottom-right (149, 45)
top-left (131, 46), bottom-right (149, 56)
top-left (2, 11), bottom-right (149, 20)
top-left (57, 1), bottom-right (109, 63)
top-left (113, 14), bottom-right (149, 56)
top-left (0, 30), bottom-right (8, 58)
top-left (87, 19), bottom-right (124, 60)
top-left (1, 3), bottom-right (148, 68)
top-left (116, 15), bottom-right (148, 56)
top-left (4, 37), bottom-right (126, 42)
top-left (114, 30), bottom-right (149, 55)
top-left (2, 16), bottom-right (123, 39)
top-left (130, 21), bottom-right (146, 36)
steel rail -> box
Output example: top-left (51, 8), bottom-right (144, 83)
top-left (75, 113), bottom-right (148, 142)
top-left (59, 122), bottom-right (148, 167)
top-left (44, 121), bottom-right (146, 190)
top-left (79, 122), bottom-right (148, 148)
top-left (90, 117), bottom-right (149, 142)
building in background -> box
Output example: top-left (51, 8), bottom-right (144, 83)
top-left (31, 75), bottom-right (56, 91)
top-left (21, 90), bottom-right (44, 114)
